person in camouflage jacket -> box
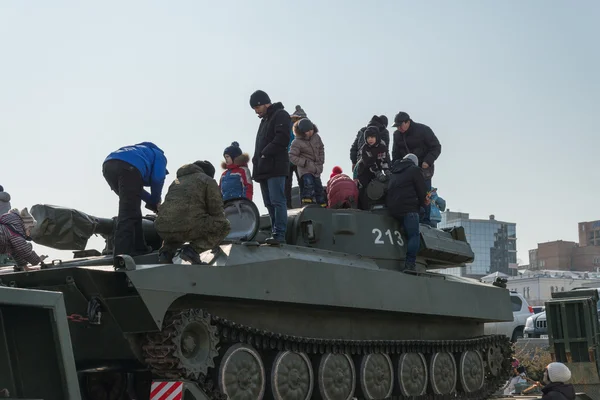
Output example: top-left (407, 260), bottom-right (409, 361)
top-left (154, 161), bottom-right (230, 264)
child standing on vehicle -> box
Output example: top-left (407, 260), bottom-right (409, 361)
top-left (289, 118), bottom-right (326, 206)
top-left (219, 142), bottom-right (253, 201)
top-left (427, 187), bottom-right (446, 227)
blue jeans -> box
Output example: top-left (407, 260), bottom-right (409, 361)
top-left (260, 176), bottom-right (287, 239)
top-left (421, 179), bottom-right (432, 225)
top-left (301, 174), bottom-right (325, 204)
top-left (403, 212), bottom-right (421, 264)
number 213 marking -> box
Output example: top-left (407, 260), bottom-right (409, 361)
top-left (372, 228), bottom-right (404, 246)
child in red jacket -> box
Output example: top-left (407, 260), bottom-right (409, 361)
top-left (327, 166), bottom-right (359, 209)
top-left (219, 142), bottom-right (253, 201)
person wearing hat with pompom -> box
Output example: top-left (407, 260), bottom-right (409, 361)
top-left (326, 166), bottom-right (359, 209)
top-left (0, 207), bottom-right (47, 271)
top-left (249, 90), bottom-right (291, 245)
top-left (219, 142), bottom-right (253, 201)
top-left (155, 161), bottom-right (231, 264)
top-left (286, 105), bottom-right (307, 207)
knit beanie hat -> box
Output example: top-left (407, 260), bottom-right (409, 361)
top-left (290, 105), bottom-right (307, 119)
top-left (249, 90), bottom-right (271, 108)
top-left (19, 207), bottom-right (36, 231)
top-left (224, 141), bottom-right (243, 160)
top-left (330, 166), bottom-right (343, 179)
top-left (403, 153), bottom-right (419, 166)
top-left (296, 118), bottom-right (314, 134)
top-left (364, 126), bottom-right (378, 139)
top-left (194, 160), bottom-right (216, 179)
top-left (547, 362), bottom-right (571, 383)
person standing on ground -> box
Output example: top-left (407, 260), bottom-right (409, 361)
top-left (0, 186), bottom-right (11, 215)
top-left (287, 105), bottom-right (307, 207)
top-left (250, 90), bottom-right (291, 245)
top-left (386, 154), bottom-right (428, 272)
top-left (533, 362), bottom-right (575, 400)
top-left (155, 161), bottom-right (230, 264)
top-left (391, 112), bottom-right (441, 226)
top-left (102, 142), bottom-right (168, 257)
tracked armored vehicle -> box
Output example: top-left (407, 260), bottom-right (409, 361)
top-left (0, 200), bottom-right (514, 400)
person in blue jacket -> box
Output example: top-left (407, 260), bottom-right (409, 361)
top-left (102, 142), bottom-right (168, 257)
top-left (427, 187), bottom-right (446, 228)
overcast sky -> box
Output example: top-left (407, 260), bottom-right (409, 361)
top-left (1, 0), bottom-right (598, 264)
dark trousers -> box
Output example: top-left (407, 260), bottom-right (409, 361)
top-left (260, 176), bottom-right (288, 240)
top-left (402, 212), bottom-right (421, 265)
top-left (285, 163), bottom-right (303, 208)
top-left (301, 174), bottom-right (325, 204)
top-left (102, 159), bottom-right (147, 256)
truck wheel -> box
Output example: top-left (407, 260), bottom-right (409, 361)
top-left (511, 327), bottom-right (524, 342)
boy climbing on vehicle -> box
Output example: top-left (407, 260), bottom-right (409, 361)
top-left (289, 118), bottom-right (326, 206)
top-left (355, 126), bottom-right (390, 208)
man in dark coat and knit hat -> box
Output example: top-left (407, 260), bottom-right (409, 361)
top-left (249, 90), bottom-right (291, 245)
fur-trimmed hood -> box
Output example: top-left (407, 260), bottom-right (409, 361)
top-left (222, 153), bottom-right (250, 169)
top-left (294, 124), bottom-right (319, 140)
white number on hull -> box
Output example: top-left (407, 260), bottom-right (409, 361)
top-left (372, 228), bottom-right (404, 246)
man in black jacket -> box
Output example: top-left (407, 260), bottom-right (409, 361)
top-left (350, 115), bottom-right (389, 170)
top-left (386, 153), bottom-right (427, 271)
top-left (250, 90), bottom-right (291, 245)
top-left (391, 112), bottom-right (441, 226)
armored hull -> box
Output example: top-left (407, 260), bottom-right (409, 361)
top-left (0, 203), bottom-right (515, 400)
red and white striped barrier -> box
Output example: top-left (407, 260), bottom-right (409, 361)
top-left (150, 381), bottom-right (183, 400)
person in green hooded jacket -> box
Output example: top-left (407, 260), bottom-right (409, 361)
top-left (154, 161), bottom-right (230, 264)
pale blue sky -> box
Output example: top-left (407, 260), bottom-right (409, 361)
top-left (1, 1), bottom-right (598, 264)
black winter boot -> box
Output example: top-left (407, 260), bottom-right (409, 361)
top-left (179, 245), bottom-right (203, 264)
top-left (158, 250), bottom-right (174, 264)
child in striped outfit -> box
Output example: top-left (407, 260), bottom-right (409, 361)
top-left (0, 208), bottom-right (46, 271)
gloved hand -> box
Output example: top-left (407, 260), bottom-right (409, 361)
top-left (145, 203), bottom-right (159, 213)
top-left (376, 171), bottom-right (388, 182)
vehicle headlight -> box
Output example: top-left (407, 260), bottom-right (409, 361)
top-left (525, 316), bottom-right (534, 329)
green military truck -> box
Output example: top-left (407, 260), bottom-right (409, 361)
top-left (0, 285), bottom-right (210, 400)
top-left (545, 287), bottom-right (600, 399)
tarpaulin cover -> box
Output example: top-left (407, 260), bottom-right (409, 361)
top-left (30, 204), bottom-right (100, 250)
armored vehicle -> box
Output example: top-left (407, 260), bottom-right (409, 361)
top-left (0, 200), bottom-right (514, 400)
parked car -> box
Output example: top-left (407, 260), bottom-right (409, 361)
top-left (485, 290), bottom-right (533, 342)
top-left (525, 287), bottom-right (600, 339)
top-left (524, 312), bottom-right (547, 338)
top-left (532, 306), bottom-right (545, 314)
